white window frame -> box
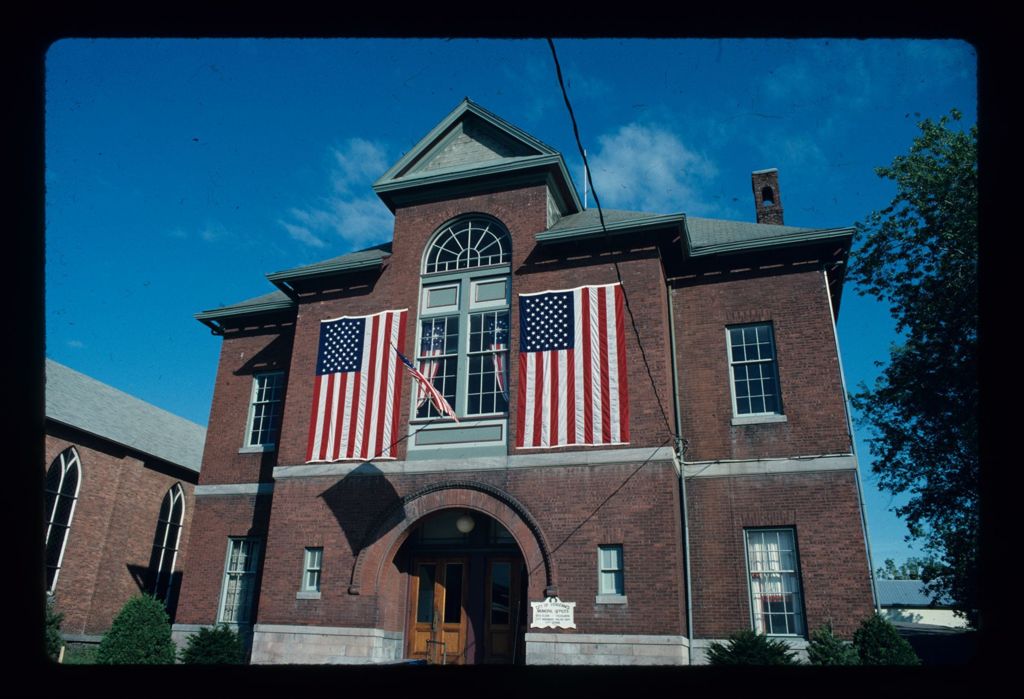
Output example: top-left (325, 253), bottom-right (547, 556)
top-left (596, 544), bottom-right (626, 604)
top-left (44, 447), bottom-right (82, 593)
top-left (300, 546), bottom-right (323, 596)
top-left (217, 537), bottom-right (261, 624)
top-left (744, 528), bottom-right (805, 637)
top-left (150, 483), bottom-right (185, 604)
top-left (726, 323), bottom-right (786, 424)
top-left (243, 371), bottom-right (285, 450)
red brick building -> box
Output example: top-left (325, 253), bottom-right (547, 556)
top-left (44, 359), bottom-right (204, 644)
top-left (173, 99), bottom-right (875, 664)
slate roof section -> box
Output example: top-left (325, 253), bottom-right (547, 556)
top-left (45, 359), bottom-right (206, 473)
top-left (194, 290), bottom-right (295, 323)
top-left (875, 579), bottom-right (954, 608)
top-left (266, 243), bottom-right (392, 286)
top-left (684, 216), bottom-right (853, 256)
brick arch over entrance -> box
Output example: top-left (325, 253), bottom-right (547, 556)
top-left (348, 480), bottom-right (557, 597)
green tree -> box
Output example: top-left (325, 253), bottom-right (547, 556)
top-left (706, 630), bottom-right (800, 665)
top-left (96, 595), bottom-right (176, 664)
top-left (849, 110), bottom-right (978, 627)
top-left (180, 625), bottom-right (244, 664)
top-left (852, 614), bottom-right (920, 666)
top-left (874, 556), bottom-right (940, 581)
top-left (45, 595), bottom-right (64, 661)
top-left (806, 622), bottom-right (860, 666)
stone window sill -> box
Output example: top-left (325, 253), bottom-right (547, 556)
top-left (731, 414), bottom-right (788, 426)
top-left (296, 591), bottom-right (321, 600)
top-left (595, 594), bottom-right (627, 605)
top-left (239, 444), bottom-right (276, 454)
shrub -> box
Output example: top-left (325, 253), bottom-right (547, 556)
top-left (806, 622), bottom-right (859, 665)
top-left (180, 625), bottom-right (244, 664)
top-left (852, 614), bottom-right (920, 665)
top-left (45, 595), bottom-right (64, 661)
top-left (707, 629), bottom-right (799, 665)
top-left (96, 595), bottom-right (176, 664)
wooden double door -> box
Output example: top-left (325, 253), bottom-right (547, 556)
top-left (407, 556), bottom-right (523, 664)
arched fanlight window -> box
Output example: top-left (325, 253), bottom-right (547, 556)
top-left (423, 217), bottom-right (511, 274)
top-left (44, 447), bottom-right (81, 592)
top-left (761, 186), bottom-right (775, 207)
top-left (149, 483), bottom-right (185, 604)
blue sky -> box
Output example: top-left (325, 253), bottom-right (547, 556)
top-left (44, 38), bottom-right (977, 566)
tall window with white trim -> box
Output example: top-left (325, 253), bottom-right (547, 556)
top-left (415, 217), bottom-right (511, 421)
top-left (246, 371), bottom-right (285, 447)
top-left (44, 447), bottom-right (81, 592)
top-left (218, 538), bottom-right (261, 624)
top-left (149, 483), bottom-right (185, 604)
top-left (745, 528), bottom-right (805, 636)
top-left (302, 547), bottom-right (323, 593)
top-left (597, 544), bottom-right (625, 596)
top-left (727, 323), bottom-right (782, 416)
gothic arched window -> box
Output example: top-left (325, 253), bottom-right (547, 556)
top-left (149, 483), bottom-right (185, 604)
top-left (44, 447), bottom-right (81, 592)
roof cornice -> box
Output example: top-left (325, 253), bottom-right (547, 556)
top-left (685, 225), bottom-right (854, 257)
top-left (536, 212), bottom-right (686, 244)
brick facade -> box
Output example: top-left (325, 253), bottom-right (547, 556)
top-left (45, 423), bottom-right (197, 636)
top-left (177, 100), bottom-right (873, 664)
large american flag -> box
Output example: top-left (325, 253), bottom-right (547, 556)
top-left (516, 283), bottom-right (629, 448)
top-left (306, 309), bottom-right (407, 462)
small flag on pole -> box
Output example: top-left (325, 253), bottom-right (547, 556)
top-left (395, 346), bottom-right (459, 422)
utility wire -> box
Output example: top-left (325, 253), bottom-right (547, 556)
top-left (547, 38), bottom-right (676, 441)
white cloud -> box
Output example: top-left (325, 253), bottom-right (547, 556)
top-left (281, 139), bottom-right (394, 249)
top-left (588, 123), bottom-right (721, 215)
top-left (199, 220), bottom-right (229, 242)
top-left (67, 339), bottom-right (84, 348)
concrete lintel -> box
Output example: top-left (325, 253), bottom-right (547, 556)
top-left (195, 482), bottom-right (275, 496)
top-left (684, 454), bottom-right (855, 478)
top-left (274, 446), bottom-right (675, 480)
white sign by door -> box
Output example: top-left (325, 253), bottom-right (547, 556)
top-left (530, 596), bottom-right (576, 629)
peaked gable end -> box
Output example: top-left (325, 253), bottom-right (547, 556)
top-left (374, 98), bottom-right (581, 215)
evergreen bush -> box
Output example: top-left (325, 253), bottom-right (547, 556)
top-left (96, 595), bottom-right (176, 664)
top-left (180, 625), bottom-right (245, 664)
top-left (852, 614), bottom-right (920, 665)
top-left (806, 622), bottom-right (860, 665)
top-left (45, 595), bottom-right (64, 661)
top-left (706, 629), bottom-right (799, 665)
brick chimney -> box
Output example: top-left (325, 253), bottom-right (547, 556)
top-left (752, 168), bottom-right (784, 225)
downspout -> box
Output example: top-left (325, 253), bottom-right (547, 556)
top-left (666, 282), bottom-right (696, 645)
top-left (823, 267), bottom-right (881, 614)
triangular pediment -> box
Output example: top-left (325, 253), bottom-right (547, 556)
top-left (373, 99), bottom-right (580, 216)
top-left (404, 115), bottom-right (540, 176)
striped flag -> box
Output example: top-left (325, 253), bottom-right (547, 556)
top-left (306, 309), bottom-right (407, 462)
top-left (516, 283), bottom-right (629, 448)
top-left (395, 346), bottom-right (458, 422)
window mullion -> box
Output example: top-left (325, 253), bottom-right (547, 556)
top-left (456, 277), bottom-right (471, 417)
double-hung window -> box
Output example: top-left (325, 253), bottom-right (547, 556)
top-left (727, 323), bottom-right (783, 419)
top-left (597, 544), bottom-right (626, 603)
top-left (302, 547), bottom-right (323, 593)
top-left (245, 371), bottom-right (284, 448)
top-left (218, 537), bottom-right (261, 624)
top-left (411, 217), bottom-right (511, 457)
top-left (745, 528), bottom-right (805, 636)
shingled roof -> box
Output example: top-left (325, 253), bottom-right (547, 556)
top-left (45, 359), bottom-right (206, 473)
top-left (875, 579), bottom-right (954, 608)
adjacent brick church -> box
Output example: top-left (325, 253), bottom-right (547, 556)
top-left (173, 99), bottom-right (875, 664)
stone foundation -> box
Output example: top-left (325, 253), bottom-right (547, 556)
top-left (525, 633), bottom-right (689, 665)
top-left (249, 624), bottom-right (404, 664)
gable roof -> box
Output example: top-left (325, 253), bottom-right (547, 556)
top-left (373, 98), bottom-right (582, 215)
top-left (45, 359), bottom-right (206, 473)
